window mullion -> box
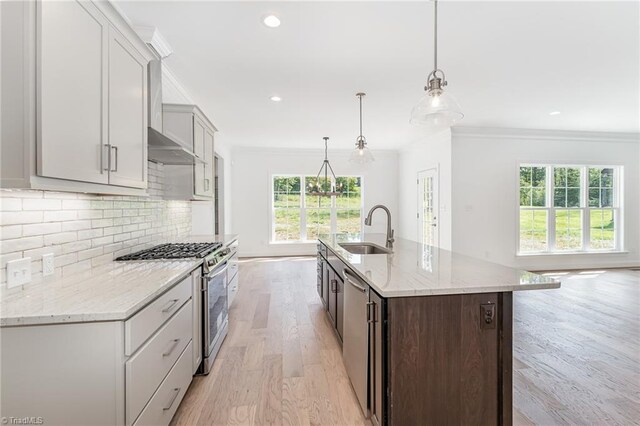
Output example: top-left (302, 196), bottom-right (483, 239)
top-left (581, 166), bottom-right (589, 251)
top-left (547, 166), bottom-right (554, 252)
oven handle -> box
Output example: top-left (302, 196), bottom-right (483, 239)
top-left (208, 263), bottom-right (229, 279)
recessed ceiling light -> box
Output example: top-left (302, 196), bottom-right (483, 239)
top-left (270, 96), bottom-right (282, 102)
top-left (263, 15), bottom-right (281, 28)
top-left (549, 111), bottom-right (561, 116)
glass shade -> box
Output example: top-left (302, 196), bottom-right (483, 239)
top-left (410, 90), bottom-right (464, 128)
top-left (349, 145), bottom-right (375, 164)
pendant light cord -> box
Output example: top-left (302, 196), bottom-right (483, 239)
top-left (359, 94), bottom-right (363, 137)
top-left (433, 0), bottom-right (438, 73)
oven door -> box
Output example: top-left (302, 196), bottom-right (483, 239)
top-left (203, 262), bottom-right (229, 360)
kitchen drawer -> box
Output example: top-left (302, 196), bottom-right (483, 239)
top-left (125, 274), bottom-right (192, 356)
top-left (126, 300), bottom-right (192, 426)
top-left (133, 341), bottom-right (193, 426)
top-left (228, 273), bottom-right (239, 307)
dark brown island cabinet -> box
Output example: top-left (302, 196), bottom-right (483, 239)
top-left (317, 240), bottom-right (521, 426)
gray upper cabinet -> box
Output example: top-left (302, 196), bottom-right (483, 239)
top-left (37, 0), bottom-right (109, 185)
top-left (0, 0), bottom-right (154, 195)
top-left (107, 27), bottom-right (148, 189)
top-left (163, 104), bottom-right (217, 200)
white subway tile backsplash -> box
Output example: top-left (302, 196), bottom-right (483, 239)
top-left (44, 232), bottom-right (77, 246)
top-left (1, 211), bottom-right (44, 225)
top-left (78, 228), bottom-right (103, 241)
top-left (91, 218), bottom-right (114, 228)
top-left (77, 210), bottom-right (103, 219)
top-left (78, 247), bottom-right (103, 261)
top-left (92, 235), bottom-right (114, 247)
top-left (23, 246), bottom-right (63, 259)
top-left (43, 210), bottom-right (78, 222)
top-left (0, 198), bottom-right (22, 211)
top-left (23, 222), bottom-right (62, 237)
top-left (0, 236), bottom-right (44, 254)
top-left (0, 163), bottom-right (192, 286)
top-left (23, 198), bottom-right (62, 211)
top-left (61, 220), bottom-right (92, 232)
top-left (0, 225), bottom-right (22, 240)
top-left (62, 199), bottom-right (91, 210)
top-left (61, 240), bottom-right (92, 254)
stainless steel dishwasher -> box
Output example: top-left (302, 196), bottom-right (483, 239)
top-left (342, 268), bottom-right (370, 417)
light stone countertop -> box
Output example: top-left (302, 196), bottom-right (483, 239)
top-left (0, 234), bottom-right (239, 327)
top-left (319, 233), bottom-right (560, 298)
top-left (0, 259), bottom-right (201, 327)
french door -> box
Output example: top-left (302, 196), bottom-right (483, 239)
top-left (417, 168), bottom-right (439, 247)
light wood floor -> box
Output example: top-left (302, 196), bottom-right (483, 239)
top-left (171, 259), bottom-right (640, 426)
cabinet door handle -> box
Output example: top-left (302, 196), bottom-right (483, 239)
top-left (161, 298), bottom-right (180, 313)
top-left (367, 301), bottom-right (376, 323)
top-left (110, 146), bottom-right (118, 172)
top-left (162, 338), bottom-right (181, 357)
top-left (162, 387), bottom-right (181, 411)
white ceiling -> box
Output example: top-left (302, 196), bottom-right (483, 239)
top-left (115, 1), bottom-right (640, 149)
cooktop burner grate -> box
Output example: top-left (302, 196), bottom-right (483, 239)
top-left (115, 242), bottom-right (222, 261)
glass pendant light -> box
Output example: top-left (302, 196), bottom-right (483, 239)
top-left (349, 92), bottom-right (375, 164)
top-left (410, 0), bottom-right (463, 127)
top-left (308, 137), bottom-right (342, 197)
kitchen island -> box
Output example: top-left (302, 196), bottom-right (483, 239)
top-left (317, 233), bottom-right (560, 426)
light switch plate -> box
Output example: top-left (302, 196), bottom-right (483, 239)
top-left (42, 253), bottom-right (55, 276)
top-left (7, 257), bottom-right (32, 289)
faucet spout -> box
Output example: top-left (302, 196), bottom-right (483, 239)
top-left (364, 204), bottom-right (395, 249)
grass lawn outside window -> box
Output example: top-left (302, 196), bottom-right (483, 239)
top-left (518, 164), bottom-right (622, 255)
top-left (272, 175), bottom-right (362, 243)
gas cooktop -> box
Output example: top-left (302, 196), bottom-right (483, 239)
top-left (115, 242), bottom-right (222, 261)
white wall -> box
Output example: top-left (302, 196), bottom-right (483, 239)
top-left (397, 128), bottom-right (453, 250)
top-left (231, 147), bottom-right (398, 257)
top-left (450, 127), bottom-right (640, 270)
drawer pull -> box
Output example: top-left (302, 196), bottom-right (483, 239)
top-left (161, 299), bottom-right (180, 313)
top-left (162, 339), bottom-right (181, 357)
top-left (162, 388), bottom-right (181, 411)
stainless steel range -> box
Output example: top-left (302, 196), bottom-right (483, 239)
top-left (116, 241), bottom-right (236, 375)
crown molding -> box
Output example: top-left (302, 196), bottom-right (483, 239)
top-left (133, 26), bottom-right (173, 59)
top-left (451, 126), bottom-right (640, 144)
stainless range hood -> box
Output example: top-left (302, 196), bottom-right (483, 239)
top-left (141, 28), bottom-right (200, 166)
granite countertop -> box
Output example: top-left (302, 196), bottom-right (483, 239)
top-left (0, 260), bottom-right (200, 327)
top-left (319, 233), bottom-right (560, 298)
top-left (0, 234), bottom-right (240, 327)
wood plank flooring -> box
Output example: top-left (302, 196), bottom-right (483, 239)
top-left (513, 268), bottom-right (640, 425)
top-left (171, 259), bottom-right (640, 426)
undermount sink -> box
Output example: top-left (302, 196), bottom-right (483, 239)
top-left (339, 242), bottom-right (392, 255)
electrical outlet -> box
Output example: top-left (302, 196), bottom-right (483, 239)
top-left (7, 257), bottom-right (32, 289)
top-left (42, 253), bottom-right (55, 276)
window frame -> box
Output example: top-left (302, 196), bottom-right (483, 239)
top-left (517, 163), bottom-right (623, 255)
top-left (270, 174), bottom-right (364, 243)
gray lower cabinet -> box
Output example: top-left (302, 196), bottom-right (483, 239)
top-left (0, 271), bottom-right (198, 426)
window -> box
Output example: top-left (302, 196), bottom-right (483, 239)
top-left (518, 164), bottom-right (622, 254)
top-left (272, 175), bottom-right (363, 242)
